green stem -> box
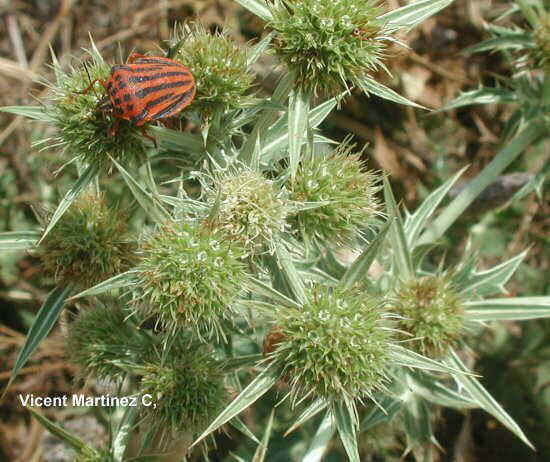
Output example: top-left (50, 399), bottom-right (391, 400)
top-left (418, 123), bottom-right (546, 245)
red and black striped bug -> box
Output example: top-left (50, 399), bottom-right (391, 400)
top-left (80, 53), bottom-right (196, 144)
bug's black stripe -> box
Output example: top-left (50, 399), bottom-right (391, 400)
top-left (127, 72), bottom-right (191, 83)
top-left (151, 87), bottom-right (195, 120)
top-left (130, 108), bottom-right (149, 124)
top-left (127, 66), bottom-right (166, 73)
top-left (133, 58), bottom-right (182, 66)
top-left (145, 92), bottom-right (178, 110)
top-left (135, 80), bottom-right (190, 99)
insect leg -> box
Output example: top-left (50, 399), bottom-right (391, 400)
top-left (140, 126), bottom-right (158, 148)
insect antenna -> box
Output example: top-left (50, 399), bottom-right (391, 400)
top-left (80, 60), bottom-right (112, 115)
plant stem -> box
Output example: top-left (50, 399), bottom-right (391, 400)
top-left (418, 123), bottom-right (546, 245)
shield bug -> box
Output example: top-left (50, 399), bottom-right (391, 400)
top-left (80, 53), bottom-right (196, 144)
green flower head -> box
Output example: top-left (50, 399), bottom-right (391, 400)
top-left (135, 221), bottom-right (249, 341)
top-left (44, 51), bottom-right (148, 172)
top-left (140, 342), bottom-right (229, 435)
top-left (288, 141), bottom-right (383, 245)
top-left (38, 192), bottom-right (136, 290)
top-left (393, 276), bottom-right (464, 358)
top-left (267, 284), bottom-right (390, 405)
top-left (203, 166), bottom-right (289, 255)
top-left (172, 23), bottom-right (255, 119)
top-left (268, 0), bottom-right (388, 95)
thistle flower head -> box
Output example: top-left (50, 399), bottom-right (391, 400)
top-left (135, 221), bottom-right (249, 341)
top-left (172, 23), bottom-right (255, 119)
top-left (44, 51), bottom-right (148, 172)
top-left (267, 284), bottom-right (390, 405)
top-left (393, 276), bottom-right (464, 358)
top-left (38, 192), bottom-right (136, 290)
top-left (66, 303), bottom-right (144, 383)
top-left (139, 341), bottom-right (229, 435)
top-left (202, 166), bottom-right (289, 255)
top-left (288, 141), bottom-right (382, 245)
top-left (268, 0), bottom-right (388, 95)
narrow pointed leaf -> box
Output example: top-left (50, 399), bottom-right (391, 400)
top-left (190, 365), bottom-right (278, 448)
top-left (403, 397), bottom-right (433, 453)
top-left (357, 76), bottom-right (426, 109)
top-left (28, 408), bottom-right (86, 451)
top-left (308, 93), bottom-right (345, 127)
top-left (384, 177), bottom-right (413, 278)
top-left (252, 410), bottom-right (275, 462)
top-left (464, 296), bottom-right (550, 321)
top-left (248, 32), bottom-right (275, 67)
top-left (222, 354), bottom-right (264, 372)
top-left (447, 350), bottom-right (534, 449)
top-left (0, 105), bottom-right (55, 121)
top-left (303, 410), bottom-right (335, 462)
top-left (233, 0), bottom-right (273, 22)
top-left (285, 398), bottom-right (328, 436)
top-left (39, 164), bottom-right (98, 244)
top-left (250, 129), bottom-right (261, 171)
top-left (340, 218), bottom-right (393, 289)
top-left (111, 158), bottom-right (170, 224)
top-left (361, 395), bottom-right (404, 431)
top-left (148, 126), bottom-right (204, 154)
top-left (247, 278), bottom-right (302, 309)
top-left (0, 230), bottom-right (40, 250)
top-left (275, 244), bottom-right (307, 304)
top-left (466, 35), bottom-right (533, 54)
top-left (405, 166), bottom-right (468, 247)
top-left (379, 0), bottom-right (454, 29)
top-left (49, 45), bottom-right (65, 86)
top-left (262, 132), bottom-right (336, 163)
top-left (113, 405), bottom-right (139, 462)
top-left (389, 344), bottom-right (476, 375)
top-left (240, 73), bottom-right (294, 164)
top-left (260, 94), bottom-right (341, 161)
top-left (4, 286), bottom-right (71, 396)
top-left (439, 87), bottom-right (519, 111)
top-left (229, 454), bottom-right (247, 462)
top-left (459, 250), bottom-right (527, 297)
top-left (408, 372), bottom-right (477, 409)
top-left (333, 400), bottom-right (360, 462)
top-left (288, 88), bottom-right (310, 180)
top-left (231, 417), bottom-right (260, 444)
top-left (67, 270), bottom-right (137, 301)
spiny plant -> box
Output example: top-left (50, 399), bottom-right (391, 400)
top-left (1, 0), bottom-right (550, 461)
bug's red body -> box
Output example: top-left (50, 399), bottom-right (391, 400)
top-left (104, 54), bottom-right (195, 125)
top-left (82, 53), bottom-right (195, 142)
